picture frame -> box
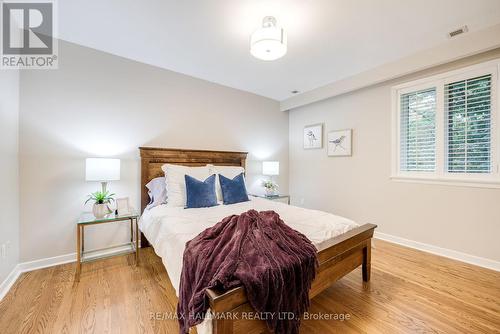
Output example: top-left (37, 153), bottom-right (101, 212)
top-left (303, 123), bottom-right (323, 149)
top-left (116, 197), bottom-right (131, 216)
top-left (327, 129), bottom-right (352, 156)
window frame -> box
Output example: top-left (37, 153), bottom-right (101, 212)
top-left (391, 59), bottom-right (500, 188)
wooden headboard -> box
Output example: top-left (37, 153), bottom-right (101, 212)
top-left (139, 147), bottom-right (248, 247)
top-left (139, 147), bottom-right (248, 213)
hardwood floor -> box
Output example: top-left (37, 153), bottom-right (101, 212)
top-left (1, 240), bottom-right (499, 333)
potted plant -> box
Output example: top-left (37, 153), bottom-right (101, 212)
top-left (262, 180), bottom-right (278, 197)
top-left (85, 190), bottom-right (115, 218)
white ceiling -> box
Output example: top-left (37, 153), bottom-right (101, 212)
top-left (58, 0), bottom-right (500, 101)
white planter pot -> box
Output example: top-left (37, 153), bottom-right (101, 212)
top-left (93, 203), bottom-right (110, 218)
top-left (265, 188), bottom-right (276, 196)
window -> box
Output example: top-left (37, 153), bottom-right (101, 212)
top-left (392, 60), bottom-right (499, 187)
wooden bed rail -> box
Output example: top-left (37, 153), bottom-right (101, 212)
top-left (206, 223), bottom-right (377, 334)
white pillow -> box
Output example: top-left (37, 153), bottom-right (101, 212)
top-left (162, 164), bottom-right (211, 207)
top-left (208, 165), bottom-right (246, 202)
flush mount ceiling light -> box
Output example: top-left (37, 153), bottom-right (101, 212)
top-left (250, 16), bottom-right (287, 61)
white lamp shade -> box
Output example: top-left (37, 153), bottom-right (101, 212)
top-left (85, 158), bottom-right (120, 181)
top-left (262, 161), bottom-right (279, 176)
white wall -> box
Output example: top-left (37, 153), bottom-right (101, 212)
top-left (289, 49), bottom-right (500, 262)
top-left (0, 70), bottom-right (20, 283)
top-left (19, 40), bottom-right (288, 262)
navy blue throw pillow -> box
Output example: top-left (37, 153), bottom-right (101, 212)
top-left (219, 173), bottom-right (249, 205)
top-left (185, 174), bottom-right (218, 209)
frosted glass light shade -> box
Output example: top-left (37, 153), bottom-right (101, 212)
top-left (250, 16), bottom-right (287, 61)
top-left (262, 161), bottom-right (279, 176)
top-left (85, 158), bottom-right (120, 181)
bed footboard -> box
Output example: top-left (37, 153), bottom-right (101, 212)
top-left (206, 223), bottom-right (376, 334)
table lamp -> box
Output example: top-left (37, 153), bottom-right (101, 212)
top-left (262, 161), bottom-right (279, 196)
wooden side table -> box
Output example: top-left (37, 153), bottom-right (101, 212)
top-left (76, 211), bottom-right (140, 281)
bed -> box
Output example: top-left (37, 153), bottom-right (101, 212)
top-left (139, 147), bottom-right (376, 334)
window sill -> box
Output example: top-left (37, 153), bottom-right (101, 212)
top-left (390, 175), bottom-right (500, 189)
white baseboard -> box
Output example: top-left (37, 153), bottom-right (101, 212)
top-left (17, 253), bottom-right (75, 273)
top-left (375, 231), bottom-right (500, 272)
top-left (0, 243), bottom-right (134, 301)
top-left (0, 264), bottom-right (22, 301)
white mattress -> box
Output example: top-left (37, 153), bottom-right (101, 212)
top-left (139, 197), bottom-right (359, 333)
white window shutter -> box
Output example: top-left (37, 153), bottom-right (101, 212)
top-left (445, 74), bottom-right (492, 173)
top-left (400, 88), bottom-right (437, 172)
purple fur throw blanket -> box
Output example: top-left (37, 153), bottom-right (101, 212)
top-left (177, 209), bottom-right (318, 334)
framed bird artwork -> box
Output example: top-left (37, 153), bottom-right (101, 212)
top-left (328, 129), bottom-right (352, 156)
top-left (303, 123), bottom-right (323, 149)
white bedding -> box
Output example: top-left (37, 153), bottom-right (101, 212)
top-left (139, 197), bottom-right (359, 333)
top-left (140, 197), bottom-right (359, 294)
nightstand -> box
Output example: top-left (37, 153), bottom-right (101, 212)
top-left (76, 210), bottom-right (140, 281)
top-left (250, 194), bottom-right (290, 205)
